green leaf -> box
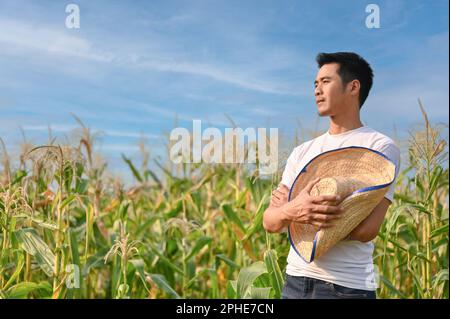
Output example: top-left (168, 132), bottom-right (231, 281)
top-left (6, 281), bottom-right (52, 299)
top-left (3, 253), bottom-right (25, 290)
top-left (264, 249), bottom-right (284, 299)
top-left (145, 169), bottom-right (162, 187)
top-left (116, 283), bottom-right (130, 299)
top-left (69, 229), bottom-right (80, 269)
top-left (129, 259), bottom-right (150, 293)
top-left (408, 267), bottom-right (424, 298)
top-left (379, 275), bottom-right (407, 299)
top-left (31, 218), bottom-right (58, 231)
top-left (243, 194), bottom-right (269, 241)
top-left (185, 268), bottom-right (211, 289)
top-left (427, 166), bottom-right (443, 203)
top-left (227, 280), bottom-right (237, 299)
top-left (222, 204), bottom-right (245, 232)
top-left (165, 200), bottom-right (183, 219)
top-left (148, 274), bottom-right (181, 299)
top-left (11, 170), bottom-right (27, 186)
top-left (245, 176), bottom-right (261, 204)
top-left (184, 236), bottom-right (212, 261)
top-left (430, 223), bottom-right (449, 239)
top-left (249, 286), bottom-right (271, 299)
top-left (75, 178), bottom-right (88, 194)
top-left (215, 254), bottom-right (239, 269)
top-left (82, 254), bottom-right (105, 276)
top-left (148, 243), bottom-right (183, 274)
top-left (61, 194), bottom-right (76, 210)
top-left (236, 261), bottom-right (268, 298)
top-left (122, 154), bottom-right (143, 183)
top-left (393, 193), bottom-right (416, 204)
top-left (13, 228), bottom-right (55, 277)
top-left (405, 203), bottom-right (432, 215)
top-left (432, 269), bottom-right (449, 292)
top-left (154, 159), bottom-right (175, 184)
top-left (386, 206), bottom-right (404, 235)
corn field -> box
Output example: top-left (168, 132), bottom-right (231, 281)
top-left (0, 105), bottom-right (448, 299)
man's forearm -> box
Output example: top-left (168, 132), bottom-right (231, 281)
top-left (347, 221), bottom-right (377, 242)
top-left (263, 205), bottom-right (290, 233)
top-left (347, 198), bottom-right (391, 242)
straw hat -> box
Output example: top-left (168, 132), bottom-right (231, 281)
top-left (288, 146), bottom-right (397, 263)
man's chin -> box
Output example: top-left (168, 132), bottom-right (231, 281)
top-left (317, 109), bottom-right (329, 117)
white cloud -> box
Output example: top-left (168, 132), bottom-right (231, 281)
top-left (22, 124), bottom-right (161, 139)
top-left (0, 17), bottom-right (304, 96)
top-left (96, 143), bottom-right (141, 153)
top-left (22, 124), bottom-right (78, 132)
top-left (99, 129), bottom-right (160, 139)
top-left (0, 19), bottom-right (113, 62)
top-left (137, 59), bottom-right (302, 95)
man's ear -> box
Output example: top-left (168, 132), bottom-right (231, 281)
top-left (349, 79), bottom-right (361, 96)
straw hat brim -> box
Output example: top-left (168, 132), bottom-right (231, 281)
top-left (287, 146), bottom-right (397, 263)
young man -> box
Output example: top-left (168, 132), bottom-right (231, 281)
top-left (263, 52), bottom-right (401, 299)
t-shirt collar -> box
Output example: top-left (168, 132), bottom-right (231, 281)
top-left (326, 125), bottom-right (368, 137)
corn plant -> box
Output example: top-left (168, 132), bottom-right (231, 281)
top-left (0, 101), bottom-right (448, 299)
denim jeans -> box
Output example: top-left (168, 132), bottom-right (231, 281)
top-left (281, 274), bottom-right (376, 299)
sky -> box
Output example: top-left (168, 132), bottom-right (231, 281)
top-left (0, 0), bottom-right (448, 180)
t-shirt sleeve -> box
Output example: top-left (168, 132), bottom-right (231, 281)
top-left (280, 146), bottom-right (301, 189)
top-left (377, 142), bottom-right (401, 203)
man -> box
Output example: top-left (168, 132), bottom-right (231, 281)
top-left (262, 52), bottom-right (401, 299)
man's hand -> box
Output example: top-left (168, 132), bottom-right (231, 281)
top-left (270, 184), bottom-right (290, 207)
top-left (264, 177), bottom-right (344, 233)
top-left (280, 177), bottom-right (344, 229)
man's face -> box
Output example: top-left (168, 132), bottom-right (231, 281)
top-left (314, 63), bottom-right (349, 116)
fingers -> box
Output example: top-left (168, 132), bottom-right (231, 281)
top-left (311, 221), bottom-right (335, 229)
top-left (312, 213), bottom-right (341, 223)
top-left (294, 213), bottom-right (342, 228)
top-left (311, 195), bottom-right (342, 204)
top-left (271, 196), bottom-right (284, 207)
top-left (274, 185), bottom-right (289, 196)
top-left (304, 177), bottom-right (321, 194)
top-left (270, 198), bottom-right (283, 208)
top-left (272, 185), bottom-right (289, 200)
top-left (306, 213), bottom-right (342, 229)
top-left (312, 204), bottom-right (343, 214)
top-left (271, 186), bottom-right (289, 207)
top-left (278, 183), bottom-right (289, 193)
top-left (273, 188), bottom-right (285, 197)
top-left (272, 190), bottom-right (284, 201)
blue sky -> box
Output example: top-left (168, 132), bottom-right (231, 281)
top-left (0, 0), bottom-right (448, 179)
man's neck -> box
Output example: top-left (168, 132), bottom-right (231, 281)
top-left (328, 117), bottom-right (364, 135)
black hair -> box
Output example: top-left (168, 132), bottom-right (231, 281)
top-left (316, 52), bottom-right (374, 109)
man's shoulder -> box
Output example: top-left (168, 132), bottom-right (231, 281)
top-left (362, 127), bottom-right (399, 150)
top-left (289, 133), bottom-right (326, 156)
top-left (362, 128), bottom-right (401, 167)
top-left (288, 127), bottom-right (400, 157)
top-left (298, 131), bottom-right (329, 148)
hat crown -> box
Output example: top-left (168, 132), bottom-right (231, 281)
top-left (310, 177), bottom-right (368, 203)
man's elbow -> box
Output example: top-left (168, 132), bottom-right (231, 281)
top-left (263, 214), bottom-right (284, 233)
top-left (358, 234), bottom-right (377, 243)
top-left (351, 228), bottom-right (379, 243)
top-left (263, 219), bottom-right (277, 233)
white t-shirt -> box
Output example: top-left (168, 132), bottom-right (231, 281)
top-left (280, 125), bottom-right (401, 291)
